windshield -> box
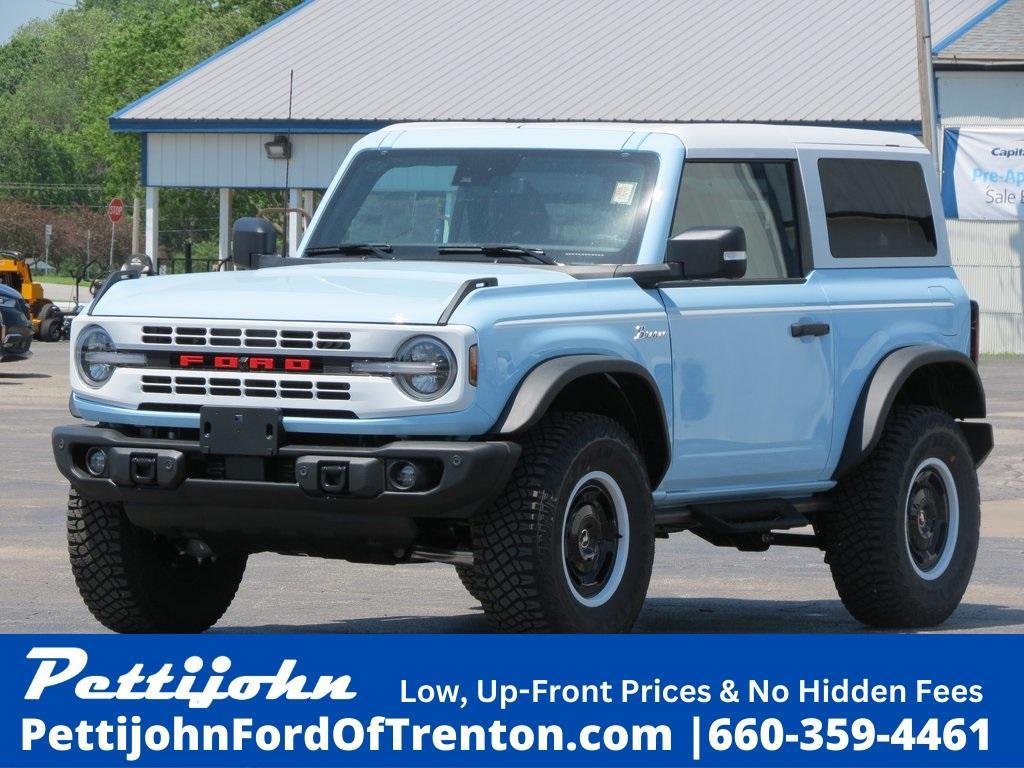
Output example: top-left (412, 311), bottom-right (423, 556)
top-left (305, 149), bottom-right (659, 265)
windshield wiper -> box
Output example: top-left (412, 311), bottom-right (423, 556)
top-left (304, 243), bottom-right (393, 257)
top-left (437, 244), bottom-right (558, 265)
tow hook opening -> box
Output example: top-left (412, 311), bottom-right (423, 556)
top-left (319, 463), bottom-right (348, 494)
top-left (129, 455), bottom-right (158, 486)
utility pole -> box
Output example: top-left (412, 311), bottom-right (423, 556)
top-left (44, 223), bottom-right (52, 271)
top-left (914, 0), bottom-right (939, 168)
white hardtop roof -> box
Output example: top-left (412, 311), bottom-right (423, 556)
top-left (375, 122), bottom-right (927, 152)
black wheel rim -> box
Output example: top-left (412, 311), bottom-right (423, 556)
top-left (906, 465), bottom-right (951, 574)
top-left (563, 481), bottom-right (620, 599)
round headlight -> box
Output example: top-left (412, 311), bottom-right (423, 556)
top-left (395, 336), bottom-right (456, 400)
top-left (76, 326), bottom-right (116, 386)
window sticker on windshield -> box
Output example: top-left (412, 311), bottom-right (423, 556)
top-left (611, 181), bottom-right (637, 205)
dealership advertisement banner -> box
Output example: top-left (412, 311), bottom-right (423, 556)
top-left (942, 127), bottom-right (1024, 220)
top-left (0, 634), bottom-right (1018, 767)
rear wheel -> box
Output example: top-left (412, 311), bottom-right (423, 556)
top-left (37, 304), bottom-right (62, 340)
top-left (67, 488), bottom-right (247, 633)
top-left (40, 317), bottom-right (62, 341)
top-left (472, 413), bottom-right (654, 632)
top-left (820, 406), bottom-right (980, 628)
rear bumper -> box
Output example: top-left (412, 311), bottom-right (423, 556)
top-left (52, 424), bottom-right (520, 557)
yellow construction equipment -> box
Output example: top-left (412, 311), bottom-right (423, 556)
top-left (0, 250), bottom-right (63, 341)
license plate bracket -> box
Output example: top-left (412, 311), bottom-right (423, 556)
top-left (199, 406), bottom-right (281, 456)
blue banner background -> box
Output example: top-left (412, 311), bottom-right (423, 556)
top-left (1, 634), bottom-right (1019, 766)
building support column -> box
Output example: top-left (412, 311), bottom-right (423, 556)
top-left (131, 195), bottom-right (141, 254)
top-left (218, 187), bottom-right (232, 262)
top-left (301, 189), bottom-right (315, 225)
top-left (914, 0), bottom-right (939, 165)
top-left (287, 188), bottom-right (301, 257)
top-left (144, 187), bottom-right (159, 267)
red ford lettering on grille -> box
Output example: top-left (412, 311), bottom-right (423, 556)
top-left (174, 354), bottom-right (313, 371)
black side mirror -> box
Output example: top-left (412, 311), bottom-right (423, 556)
top-left (231, 217), bottom-right (278, 269)
top-left (665, 226), bottom-right (747, 280)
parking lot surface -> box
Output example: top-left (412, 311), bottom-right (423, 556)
top-left (2, 342), bottom-right (1021, 633)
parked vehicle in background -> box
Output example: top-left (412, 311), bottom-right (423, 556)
top-left (0, 250), bottom-right (63, 342)
top-left (52, 123), bottom-right (991, 634)
top-left (0, 284), bottom-right (33, 361)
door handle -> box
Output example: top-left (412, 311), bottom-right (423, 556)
top-left (790, 322), bottom-right (830, 338)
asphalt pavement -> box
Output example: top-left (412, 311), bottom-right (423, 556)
top-left (2, 342), bottom-right (1021, 634)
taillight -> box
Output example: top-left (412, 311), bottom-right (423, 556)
top-left (970, 300), bottom-right (980, 365)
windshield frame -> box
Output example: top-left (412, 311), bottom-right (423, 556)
top-left (302, 148), bottom-right (661, 266)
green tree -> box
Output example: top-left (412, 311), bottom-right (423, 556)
top-left (0, 0), bottom-right (304, 264)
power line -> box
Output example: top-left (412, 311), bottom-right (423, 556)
top-left (0, 182), bottom-right (103, 190)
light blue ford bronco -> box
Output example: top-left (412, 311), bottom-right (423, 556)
top-left (54, 123), bottom-right (993, 633)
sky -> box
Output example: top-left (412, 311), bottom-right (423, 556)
top-left (0, 0), bottom-right (68, 44)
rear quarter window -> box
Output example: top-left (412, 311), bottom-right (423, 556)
top-left (818, 158), bottom-right (936, 259)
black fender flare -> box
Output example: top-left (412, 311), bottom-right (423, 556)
top-left (834, 345), bottom-right (989, 478)
top-left (491, 354), bottom-right (671, 484)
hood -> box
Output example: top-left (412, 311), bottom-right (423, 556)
top-left (91, 260), bottom-right (578, 324)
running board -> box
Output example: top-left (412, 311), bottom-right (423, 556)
top-left (655, 497), bottom-right (830, 552)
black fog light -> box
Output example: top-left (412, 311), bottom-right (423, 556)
top-left (388, 461), bottom-right (419, 491)
top-left (85, 447), bottom-right (108, 477)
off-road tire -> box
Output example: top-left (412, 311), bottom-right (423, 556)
top-left (471, 412), bottom-right (655, 632)
top-left (67, 488), bottom-right (247, 633)
top-left (454, 564), bottom-right (485, 604)
top-left (40, 317), bottom-right (62, 342)
top-left (820, 406), bottom-right (980, 628)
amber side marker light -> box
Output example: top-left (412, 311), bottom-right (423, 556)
top-left (468, 345), bottom-right (478, 386)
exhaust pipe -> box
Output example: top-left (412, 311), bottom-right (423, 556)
top-left (409, 546), bottom-right (473, 567)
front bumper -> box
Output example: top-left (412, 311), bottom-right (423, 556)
top-left (53, 424), bottom-right (520, 558)
top-left (1, 327), bottom-right (32, 361)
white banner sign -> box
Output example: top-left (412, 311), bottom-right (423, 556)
top-left (942, 127), bottom-right (1024, 220)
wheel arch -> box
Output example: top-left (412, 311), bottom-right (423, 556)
top-left (835, 345), bottom-right (990, 478)
top-left (490, 355), bottom-right (671, 486)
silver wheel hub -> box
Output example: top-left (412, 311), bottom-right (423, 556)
top-left (904, 457), bottom-right (960, 581)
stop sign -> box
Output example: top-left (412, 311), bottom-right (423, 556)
top-left (107, 197), bottom-right (125, 223)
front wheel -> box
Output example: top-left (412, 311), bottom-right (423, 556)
top-left (472, 413), bottom-right (655, 632)
top-left (820, 406), bottom-right (980, 628)
top-left (67, 489), bottom-right (247, 632)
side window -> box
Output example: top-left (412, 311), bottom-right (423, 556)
top-left (818, 158), bottom-right (936, 259)
top-left (671, 161), bottom-right (803, 280)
